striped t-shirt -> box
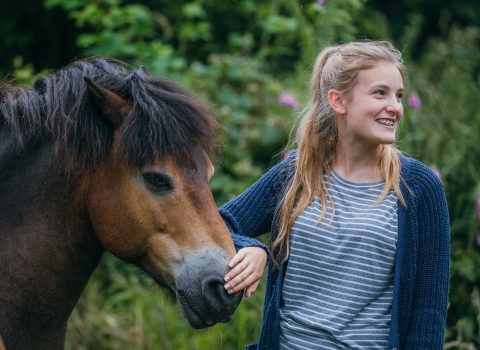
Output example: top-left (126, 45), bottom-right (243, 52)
top-left (279, 169), bottom-right (398, 349)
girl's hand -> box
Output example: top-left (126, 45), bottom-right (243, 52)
top-left (224, 247), bottom-right (267, 298)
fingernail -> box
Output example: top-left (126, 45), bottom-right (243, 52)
top-left (229, 263), bottom-right (233, 268)
top-left (228, 289), bottom-right (233, 294)
top-left (224, 276), bottom-right (230, 282)
top-left (245, 293), bottom-right (251, 299)
top-left (224, 284), bottom-right (230, 290)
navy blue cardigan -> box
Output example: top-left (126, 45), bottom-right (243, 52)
top-left (219, 152), bottom-right (450, 349)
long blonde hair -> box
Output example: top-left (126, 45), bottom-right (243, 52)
top-left (272, 41), bottom-right (407, 265)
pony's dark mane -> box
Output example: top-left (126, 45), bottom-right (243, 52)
top-left (0, 57), bottom-right (221, 173)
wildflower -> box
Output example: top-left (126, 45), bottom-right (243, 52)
top-left (407, 91), bottom-right (422, 109)
top-left (429, 165), bottom-right (442, 183)
top-left (282, 151), bottom-right (291, 161)
top-left (278, 92), bottom-right (300, 110)
top-left (316, 0), bottom-right (325, 5)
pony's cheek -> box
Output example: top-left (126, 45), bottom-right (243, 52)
top-left (86, 192), bottom-right (137, 258)
top-left (88, 206), bottom-right (153, 262)
top-left (89, 183), bottom-right (185, 264)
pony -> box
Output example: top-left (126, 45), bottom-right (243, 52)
top-left (0, 57), bottom-right (242, 349)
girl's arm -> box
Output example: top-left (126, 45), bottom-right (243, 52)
top-left (405, 168), bottom-right (450, 348)
top-left (219, 153), bottom-right (295, 297)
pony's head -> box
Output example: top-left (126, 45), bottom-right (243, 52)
top-left (2, 57), bottom-right (242, 328)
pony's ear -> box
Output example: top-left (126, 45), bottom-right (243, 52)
top-left (83, 75), bottom-right (132, 128)
top-left (139, 65), bottom-right (151, 77)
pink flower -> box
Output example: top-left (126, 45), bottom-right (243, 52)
top-left (429, 165), bottom-right (442, 183)
top-left (477, 197), bottom-right (480, 222)
top-left (407, 91), bottom-right (422, 109)
top-left (316, 0), bottom-right (325, 5)
top-left (278, 92), bottom-right (300, 110)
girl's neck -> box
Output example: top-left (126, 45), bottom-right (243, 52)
top-left (332, 143), bottom-right (384, 183)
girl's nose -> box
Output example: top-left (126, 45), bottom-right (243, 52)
top-left (385, 95), bottom-right (403, 115)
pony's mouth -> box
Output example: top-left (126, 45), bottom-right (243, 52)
top-left (146, 272), bottom-right (178, 303)
top-left (149, 272), bottom-right (214, 328)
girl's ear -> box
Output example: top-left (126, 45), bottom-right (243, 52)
top-left (328, 89), bottom-right (346, 115)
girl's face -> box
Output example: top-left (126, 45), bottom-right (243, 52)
top-left (337, 63), bottom-right (404, 149)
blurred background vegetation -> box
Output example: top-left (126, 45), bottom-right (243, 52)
top-left (1, 0), bottom-right (480, 348)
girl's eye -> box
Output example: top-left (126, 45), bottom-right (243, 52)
top-left (396, 93), bottom-right (404, 100)
top-left (374, 90), bottom-right (385, 96)
top-left (143, 172), bottom-right (173, 192)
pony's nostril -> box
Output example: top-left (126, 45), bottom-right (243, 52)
top-left (202, 276), bottom-right (226, 298)
top-left (201, 275), bottom-right (238, 313)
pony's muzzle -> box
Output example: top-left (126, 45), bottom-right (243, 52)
top-left (173, 249), bottom-right (243, 328)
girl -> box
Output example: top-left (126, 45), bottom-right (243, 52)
top-left (219, 41), bottom-right (450, 349)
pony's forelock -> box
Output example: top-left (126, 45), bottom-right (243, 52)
top-left (0, 57), bottom-right (221, 174)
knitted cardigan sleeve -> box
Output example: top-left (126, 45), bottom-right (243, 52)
top-left (219, 153), bottom-right (295, 252)
top-left (403, 160), bottom-right (450, 348)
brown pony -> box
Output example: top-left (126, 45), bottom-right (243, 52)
top-left (0, 58), bottom-right (242, 349)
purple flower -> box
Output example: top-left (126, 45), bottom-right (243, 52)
top-left (477, 197), bottom-right (480, 222)
top-left (429, 165), bottom-right (442, 183)
top-left (278, 92), bottom-right (300, 110)
top-left (316, 0), bottom-right (325, 5)
top-left (407, 91), bottom-right (422, 109)
top-left (477, 233), bottom-right (480, 247)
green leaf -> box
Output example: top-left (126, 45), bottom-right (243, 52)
top-left (260, 16), bottom-right (298, 34)
top-left (182, 2), bottom-right (206, 19)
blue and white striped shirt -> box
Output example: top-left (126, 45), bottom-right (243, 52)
top-left (279, 169), bottom-right (398, 349)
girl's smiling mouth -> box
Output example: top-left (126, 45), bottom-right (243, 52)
top-left (375, 118), bottom-right (395, 126)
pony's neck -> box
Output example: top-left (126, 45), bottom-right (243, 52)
top-left (0, 129), bottom-right (105, 349)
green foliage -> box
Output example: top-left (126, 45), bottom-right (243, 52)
top-left (1, 56), bottom-right (50, 86)
top-left (45, 0), bottom-right (187, 77)
top-left (185, 54), bottom-right (291, 203)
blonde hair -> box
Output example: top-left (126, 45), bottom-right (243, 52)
top-left (272, 41), bottom-right (407, 265)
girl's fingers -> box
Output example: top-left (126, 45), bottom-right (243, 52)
top-left (223, 247), bottom-right (267, 294)
top-left (226, 272), bottom-right (255, 294)
top-left (225, 264), bottom-right (264, 294)
top-left (224, 264), bottom-right (252, 291)
top-left (224, 247), bottom-right (257, 282)
top-left (228, 249), bottom-right (246, 268)
top-left (245, 279), bottom-right (260, 299)
top-left (224, 258), bottom-right (248, 283)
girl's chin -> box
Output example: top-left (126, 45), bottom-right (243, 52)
top-left (368, 137), bottom-right (396, 146)
top-left (380, 139), bottom-right (396, 145)
top-left (377, 131), bottom-right (397, 144)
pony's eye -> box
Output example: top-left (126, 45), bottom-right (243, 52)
top-left (143, 173), bottom-right (173, 192)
